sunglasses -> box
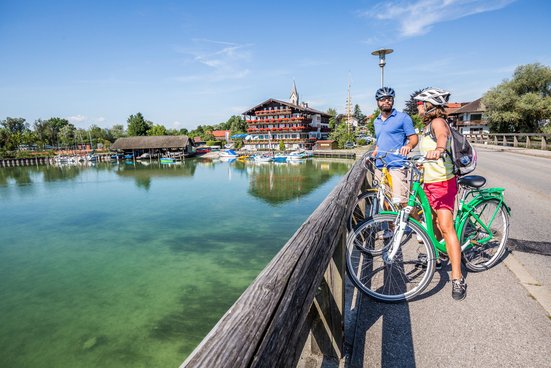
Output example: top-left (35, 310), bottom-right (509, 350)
top-left (416, 101), bottom-right (424, 106)
top-left (377, 97), bottom-right (393, 102)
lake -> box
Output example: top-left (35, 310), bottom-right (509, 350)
top-left (0, 157), bottom-right (353, 368)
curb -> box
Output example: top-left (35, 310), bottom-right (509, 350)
top-left (473, 143), bottom-right (551, 159)
top-left (503, 252), bottom-right (551, 317)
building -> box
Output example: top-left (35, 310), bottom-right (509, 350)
top-left (448, 98), bottom-right (489, 134)
top-left (111, 135), bottom-right (195, 156)
top-left (211, 130), bottom-right (231, 141)
top-left (242, 83), bottom-right (331, 151)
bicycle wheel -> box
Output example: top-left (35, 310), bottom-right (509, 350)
top-left (346, 214), bottom-right (436, 302)
top-left (348, 191), bottom-right (395, 231)
top-left (460, 199), bottom-right (509, 272)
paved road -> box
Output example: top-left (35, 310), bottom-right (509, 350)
top-left (475, 146), bottom-right (551, 290)
top-left (345, 145), bottom-right (551, 368)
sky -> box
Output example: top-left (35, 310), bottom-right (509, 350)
top-left (1, 0), bottom-right (550, 131)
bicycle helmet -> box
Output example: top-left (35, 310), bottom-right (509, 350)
top-left (375, 86), bottom-right (395, 100)
top-left (414, 88), bottom-right (450, 106)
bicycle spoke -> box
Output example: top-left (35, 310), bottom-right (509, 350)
top-left (347, 215), bottom-right (435, 302)
top-left (461, 199), bottom-right (509, 272)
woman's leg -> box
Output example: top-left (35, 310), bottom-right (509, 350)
top-left (436, 208), bottom-right (462, 280)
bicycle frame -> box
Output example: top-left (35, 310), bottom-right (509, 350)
top-left (380, 159), bottom-right (509, 261)
top-left (455, 187), bottom-right (510, 250)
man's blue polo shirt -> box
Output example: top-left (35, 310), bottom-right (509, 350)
top-left (374, 108), bottom-right (416, 169)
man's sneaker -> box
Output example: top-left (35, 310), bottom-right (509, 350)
top-left (451, 277), bottom-right (467, 301)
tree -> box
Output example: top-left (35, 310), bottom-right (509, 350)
top-left (33, 117), bottom-right (70, 147)
top-left (109, 124), bottom-right (126, 140)
top-left (127, 112), bottom-right (151, 136)
top-left (148, 124), bottom-right (168, 136)
top-left (353, 104), bottom-right (366, 125)
top-left (404, 88), bottom-right (427, 117)
top-left (0, 117), bottom-right (29, 150)
top-left (326, 108), bottom-right (337, 130)
top-left (328, 120), bottom-right (355, 148)
top-left (483, 63), bottom-right (551, 133)
top-left (227, 115), bottom-right (246, 134)
top-left (58, 124), bottom-right (77, 148)
top-left (365, 109), bottom-right (379, 138)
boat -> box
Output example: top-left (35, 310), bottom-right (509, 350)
top-left (137, 152), bottom-right (152, 160)
top-left (219, 149), bottom-right (238, 158)
top-left (287, 151), bottom-right (307, 161)
top-left (272, 154), bottom-right (288, 163)
top-left (160, 157), bottom-right (176, 164)
top-left (251, 154), bottom-right (272, 163)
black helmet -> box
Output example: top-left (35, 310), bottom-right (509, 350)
top-left (375, 86), bottom-right (395, 100)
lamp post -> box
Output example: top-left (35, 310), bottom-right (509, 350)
top-left (371, 48), bottom-right (393, 87)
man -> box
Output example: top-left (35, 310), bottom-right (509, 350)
top-left (372, 86), bottom-right (418, 206)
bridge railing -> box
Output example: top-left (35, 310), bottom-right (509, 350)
top-left (467, 133), bottom-right (551, 151)
top-left (181, 155), bottom-right (371, 368)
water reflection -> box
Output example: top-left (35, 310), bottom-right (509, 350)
top-left (0, 158), bottom-right (352, 199)
top-left (245, 159), bottom-right (351, 204)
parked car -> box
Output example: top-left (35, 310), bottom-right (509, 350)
top-left (344, 141), bottom-right (355, 149)
top-left (357, 135), bottom-right (374, 143)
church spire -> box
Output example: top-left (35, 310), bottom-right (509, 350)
top-left (290, 80), bottom-right (299, 106)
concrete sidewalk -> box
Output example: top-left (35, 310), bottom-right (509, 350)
top-left (345, 254), bottom-right (551, 368)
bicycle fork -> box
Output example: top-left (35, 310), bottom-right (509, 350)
top-left (383, 206), bottom-right (413, 263)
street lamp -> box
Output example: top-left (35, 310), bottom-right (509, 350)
top-left (371, 48), bottom-right (394, 87)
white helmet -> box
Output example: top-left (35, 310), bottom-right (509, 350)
top-left (414, 88), bottom-right (450, 106)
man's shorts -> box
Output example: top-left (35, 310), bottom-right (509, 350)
top-left (375, 167), bottom-right (409, 204)
top-left (423, 177), bottom-right (457, 211)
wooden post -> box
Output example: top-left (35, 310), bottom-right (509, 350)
top-left (502, 136), bottom-right (507, 146)
top-left (542, 136), bottom-right (547, 150)
top-left (526, 136), bottom-right (531, 149)
top-left (302, 230), bottom-right (345, 362)
top-left (513, 136), bottom-right (518, 147)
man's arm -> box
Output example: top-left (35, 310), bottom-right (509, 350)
top-left (399, 134), bottom-right (418, 156)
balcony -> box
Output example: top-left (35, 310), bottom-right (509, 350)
top-left (255, 108), bottom-right (293, 116)
top-left (247, 116), bottom-right (306, 124)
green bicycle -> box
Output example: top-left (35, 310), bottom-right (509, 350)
top-left (346, 155), bottom-right (511, 302)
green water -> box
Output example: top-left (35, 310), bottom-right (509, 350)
top-left (0, 157), bottom-right (352, 368)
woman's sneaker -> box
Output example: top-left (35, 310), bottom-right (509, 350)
top-left (451, 277), bottom-right (467, 301)
top-left (416, 254), bottom-right (442, 270)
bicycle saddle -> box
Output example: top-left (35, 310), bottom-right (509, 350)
top-left (458, 175), bottom-right (486, 188)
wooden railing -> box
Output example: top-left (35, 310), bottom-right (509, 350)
top-left (466, 133), bottom-right (551, 151)
top-left (181, 155), bottom-right (370, 368)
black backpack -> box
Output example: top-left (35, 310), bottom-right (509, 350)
top-left (429, 120), bottom-right (477, 176)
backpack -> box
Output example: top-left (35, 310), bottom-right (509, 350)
top-left (429, 120), bottom-right (477, 176)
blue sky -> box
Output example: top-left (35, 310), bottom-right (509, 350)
top-left (1, 0), bottom-right (550, 130)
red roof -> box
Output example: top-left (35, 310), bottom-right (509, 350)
top-left (212, 130), bottom-right (231, 138)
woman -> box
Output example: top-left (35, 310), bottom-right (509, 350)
top-left (414, 88), bottom-right (466, 301)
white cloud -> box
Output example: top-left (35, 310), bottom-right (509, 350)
top-left (361, 0), bottom-right (516, 38)
top-left (67, 114), bottom-right (87, 123)
top-left (173, 39), bottom-right (253, 83)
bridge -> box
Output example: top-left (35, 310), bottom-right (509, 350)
top-left (181, 144), bottom-right (551, 367)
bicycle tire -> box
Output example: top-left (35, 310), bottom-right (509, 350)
top-left (346, 214), bottom-right (436, 302)
top-left (348, 191), bottom-right (395, 231)
top-left (460, 199), bottom-right (509, 272)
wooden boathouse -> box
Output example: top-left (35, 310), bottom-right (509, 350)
top-left (110, 135), bottom-right (195, 157)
